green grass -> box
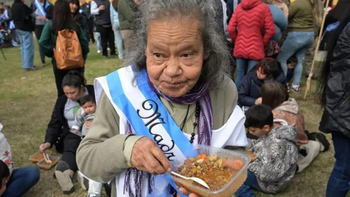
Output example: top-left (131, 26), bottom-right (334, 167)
top-left (0, 43), bottom-right (339, 197)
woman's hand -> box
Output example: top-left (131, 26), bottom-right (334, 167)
top-left (39, 142), bottom-right (51, 153)
top-left (255, 97), bottom-right (262, 105)
top-left (177, 187), bottom-right (199, 197)
top-left (40, 16), bottom-right (46, 21)
top-left (131, 137), bottom-right (172, 174)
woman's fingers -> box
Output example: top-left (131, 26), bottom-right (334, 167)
top-left (131, 137), bottom-right (172, 174)
top-left (39, 143), bottom-right (51, 153)
top-left (151, 145), bottom-right (172, 172)
top-left (178, 187), bottom-right (199, 197)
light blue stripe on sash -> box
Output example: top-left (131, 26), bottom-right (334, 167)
top-left (106, 70), bottom-right (193, 197)
top-left (35, 0), bottom-right (46, 16)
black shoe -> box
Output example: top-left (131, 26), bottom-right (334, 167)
top-left (103, 55), bottom-right (108, 59)
top-left (306, 131), bottom-right (330, 152)
top-left (110, 54), bottom-right (117, 58)
top-left (24, 66), bottom-right (37, 71)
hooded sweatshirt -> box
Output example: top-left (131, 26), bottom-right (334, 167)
top-left (273, 98), bottom-right (308, 145)
top-left (227, 0), bottom-right (275, 60)
top-left (248, 120), bottom-right (298, 193)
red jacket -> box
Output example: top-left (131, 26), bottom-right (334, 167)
top-left (227, 0), bottom-right (275, 61)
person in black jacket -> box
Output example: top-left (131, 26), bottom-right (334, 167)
top-left (80, 0), bottom-right (95, 43)
top-left (11, 0), bottom-right (36, 71)
top-left (91, 0), bottom-right (116, 58)
top-left (38, 71), bottom-right (94, 194)
top-left (238, 57), bottom-right (286, 108)
top-left (69, 0), bottom-right (90, 41)
top-left (319, 11), bottom-right (350, 197)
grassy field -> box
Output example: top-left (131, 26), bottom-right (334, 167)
top-left (0, 43), bottom-right (338, 197)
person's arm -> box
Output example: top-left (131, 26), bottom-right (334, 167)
top-left (288, 0), bottom-right (299, 20)
top-left (272, 6), bottom-right (288, 31)
top-left (44, 97), bottom-right (65, 146)
top-left (90, 1), bottom-right (99, 16)
top-left (238, 76), bottom-right (256, 107)
top-left (262, 9), bottom-right (276, 45)
top-left (39, 22), bottom-right (54, 57)
top-left (227, 9), bottom-right (238, 43)
top-left (77, 91), bottom-right (143, 183)
top-left (72, 108), bottom-right (84, 132)
top-left (80, 15), bottom-right (90, 41)
top-left (274, 72), bottom-right (287, 85)
top-left (118, 0), bottom-right (134, 23)
top-left (77, 24), bottom-right (90, 56)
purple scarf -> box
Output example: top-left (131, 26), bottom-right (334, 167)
top-left (123, 75), bottom-right (213, 197)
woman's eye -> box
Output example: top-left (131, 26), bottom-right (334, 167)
top-left (154, 53), bottom-right (162, 58)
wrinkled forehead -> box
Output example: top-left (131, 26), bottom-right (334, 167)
top-left (147, 14), bottom-right (202, 31)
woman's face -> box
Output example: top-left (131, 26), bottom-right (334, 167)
top-left (257, 67), bottom-right (267, 80)
top-left (146, 17), bottom-right (208, 98)
top-left (69, 3), bottom-right (78, 14)
top-left (63, 86), bottom-right (84, 101)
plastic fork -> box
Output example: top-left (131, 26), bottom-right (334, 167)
top-left (171, 171), bottom-right (210, 189)
top-left (43, 152), bottom-right (52, 164)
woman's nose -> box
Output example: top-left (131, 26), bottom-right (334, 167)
top-left (164, 57), bottom-right (181, 77)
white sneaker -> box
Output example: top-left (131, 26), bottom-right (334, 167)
top-left (77, 171), bottom-right (89, 191)
top-left (87, 180), bottom-right (102, 197)
top-left (97, 50), bottom-right (101, 54)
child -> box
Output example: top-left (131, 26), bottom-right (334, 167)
top-left (235, 105), bottom-right (298, 196)
top-left (238, 58), bottom-right (286, 108)
top-left (286, 57), bottom-right (297, 87)
top-left (71, 97), bottom-right (103, 197)
top-left (72, 95), bottom-right (96, 137)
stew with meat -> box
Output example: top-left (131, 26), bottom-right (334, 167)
top-left (176, 154), bottom-right (244, 191)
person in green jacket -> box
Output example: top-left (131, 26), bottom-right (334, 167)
top-left (39, 0), bottom-right (89, 97)
top-left (117, 0), bottom-right (138, 53)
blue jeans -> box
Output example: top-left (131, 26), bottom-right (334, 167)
top-left (2, 167), bottom-right (40, 197)
top-left (112, 23), bottom-right (124, 59)
top-left (235, 170), bottom-right (259, 197)
top-left (16, 29), bottom-right (35, 69)
top-left (326, 132), bottom-right (350, 197)
top-left (287, 69), bottom-right (294, 82)
top-left (277, 31), bottom-right (314, 86)
top-left (95, 32), bottom-right (101, 51)
top-left (235, 59), bottom-right (259, 88)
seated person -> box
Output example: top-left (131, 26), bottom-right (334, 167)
top-left (71, 95), bottom-right (104, 197)
top-left (72, 95), bottom-right (96, 137)
top-left (235, 105), bottom-right (298, 196)
top-left (261, 82), bottom-right (329, 173)
top-left (238, 57), bottom-right (286, 108)
top-left (38, 71), bottom-right (95, 194)
top-left (0, 123), bottom-right (40, 197)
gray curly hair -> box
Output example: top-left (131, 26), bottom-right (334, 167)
top-left (126, 0), bottom-right (232, 90)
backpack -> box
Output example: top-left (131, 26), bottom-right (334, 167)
top-left (54, 29), bottom-right (84, 70)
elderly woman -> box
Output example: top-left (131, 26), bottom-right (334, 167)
top-left (77, 0), bottom-right (248, 197)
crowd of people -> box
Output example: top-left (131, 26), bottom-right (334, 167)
top-left (0, 0), bottom-right (350, 196)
